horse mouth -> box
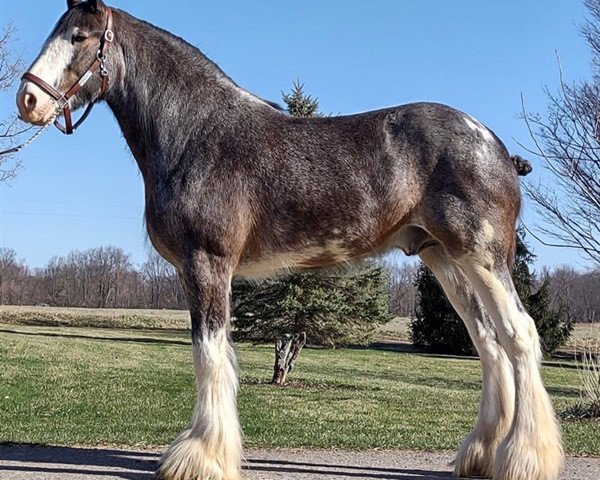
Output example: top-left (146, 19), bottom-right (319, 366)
top-left (19, 104), bottom-right (57, 127)
top-left (33, 117), bottom-right (54, 127)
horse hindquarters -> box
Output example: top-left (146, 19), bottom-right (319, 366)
top-left (156, 251), bottom-right (242, 480)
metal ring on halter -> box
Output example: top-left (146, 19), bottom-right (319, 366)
top-left (57, 96), bottom-right (69, 109)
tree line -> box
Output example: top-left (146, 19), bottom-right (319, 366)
top-left (0, 242), bottom-right (597, 324)
top-left (0, 246), bottom-right (186, 309)
top-left (387, 259), bottom-right (599, 324)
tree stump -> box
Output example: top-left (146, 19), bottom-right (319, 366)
top-left (272, 332), bottom-right (306, 386)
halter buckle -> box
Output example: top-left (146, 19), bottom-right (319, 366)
top-left (105, 30), bottom-right (114, 43)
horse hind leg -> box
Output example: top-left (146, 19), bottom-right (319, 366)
top-left (419, 246), bottom-right (514, 478)
top-left (156, 251), bottom-right (242, 480)
top-left (458, 256), bottom-right (563, 480)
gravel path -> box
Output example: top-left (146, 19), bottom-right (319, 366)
top-left (0, 445), bottom-right (598, 480)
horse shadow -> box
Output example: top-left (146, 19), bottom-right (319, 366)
top-left (0, 444), bottom-right (458, 479)
top-left (0, 444), bottom-right (157, 480)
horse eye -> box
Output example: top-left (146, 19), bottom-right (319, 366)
top-left (71, 32), bottom-right (88, 44)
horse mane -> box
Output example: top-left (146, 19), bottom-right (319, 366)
top-left (113, 8), bottom-right (281, 111)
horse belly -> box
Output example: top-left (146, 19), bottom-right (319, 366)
top-left (235, 241), bottom-right (353, 278)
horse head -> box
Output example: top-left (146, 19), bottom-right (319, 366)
top-left (17, 0), bottom-right (114, 131)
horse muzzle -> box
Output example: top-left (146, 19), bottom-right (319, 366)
top-left (16, 81), bottom-right (57, 126)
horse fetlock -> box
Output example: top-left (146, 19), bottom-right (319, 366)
top-left (156, 432), bottom-right (242, 480)
top-left (493, 431), bottom-right (563, 480)
top-left (454, 431), bottom-right (497, 478)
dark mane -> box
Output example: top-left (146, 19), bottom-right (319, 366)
top-left (112, 9), bottom-right (281, 111)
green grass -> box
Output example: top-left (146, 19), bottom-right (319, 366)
top-left (0, 323), bottom-right (598, 455)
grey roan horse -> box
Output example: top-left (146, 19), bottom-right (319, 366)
top-left (17, 1), bottom-right (563, 480)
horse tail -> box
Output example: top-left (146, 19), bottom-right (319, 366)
top-left (511, 154), bottom-right (532, 176)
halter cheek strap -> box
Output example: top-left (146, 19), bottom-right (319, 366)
top-left (22, 8), bottom-right (114, 135)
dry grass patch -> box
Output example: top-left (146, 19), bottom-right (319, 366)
top-left (0, 305), bottom-right (190, 330)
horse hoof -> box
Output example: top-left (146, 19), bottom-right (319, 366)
top-left (493, 433), bottom-right (563, 480)
top-left (155, 431), bottom-right (242, 480)
top-left (454, 432), bottom-right (495, 478)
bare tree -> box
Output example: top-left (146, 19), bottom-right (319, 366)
top-left (0, 247), bottom-right (29, 305)
top-left (142, 250), bottom-right (177, 308)
top-left (522, 0), bottom-right (600, 266)
top-left (0, 23), bottom-right (27, 181)
top-left (382, 259), bottom-right (418, 317)
top-left (546, 265), bottom-right (600, 323)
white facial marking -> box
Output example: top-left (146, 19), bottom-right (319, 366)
top-left (17, 29), bottom-right (77, 123)
top-left (27, 30), bottom-right (76, 89)
top-left (464, 115), bottom-right (494, 142)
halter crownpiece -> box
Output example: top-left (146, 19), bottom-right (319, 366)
top-left (21, 7), bottom-right (114, 135)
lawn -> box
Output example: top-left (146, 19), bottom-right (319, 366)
top-left (0, 323), bottom-right (597, 455)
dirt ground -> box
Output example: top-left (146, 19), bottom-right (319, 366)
top-left (0, 445), bottom-right (598, 480)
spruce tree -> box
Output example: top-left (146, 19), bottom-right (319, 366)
top-left (512, 230), bottom-right (574, 356)
top-left (232, 82), bottom-right (392, 383)
top-left (410, 264), bottom-right (474, 355)
top-left (410, 229), bottom-right (573, 356)
top-left (234, 267), bottom-right (391, 348)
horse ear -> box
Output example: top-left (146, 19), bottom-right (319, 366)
top-left (67, 0), bottom-right (83, 8)
top-left (87, 0), bottom-right (106, 13)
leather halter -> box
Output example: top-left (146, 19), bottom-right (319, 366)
top-left (22, 8), bottom-right (114, 135)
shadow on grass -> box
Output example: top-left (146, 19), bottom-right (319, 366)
top-left (0, 328), bottom-right (190, 347)
top-left (0, 444), bottom-right (458, 479)
top-left (547, 385), bottom-right (582, 398)
top-left (367, 341), bottom-right (583, 372)
top-left (359, 341), bottom-right (477, 360)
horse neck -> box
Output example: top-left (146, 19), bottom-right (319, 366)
top-left (105, 10), bottom-right (251, 180)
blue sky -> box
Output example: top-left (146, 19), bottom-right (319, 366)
top-left (0, 0), bottom-right (594, 271)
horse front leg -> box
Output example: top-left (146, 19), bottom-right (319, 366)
top-left (156, 251), bottom-right (242, 480)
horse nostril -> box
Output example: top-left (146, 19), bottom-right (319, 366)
top-left (24, 92), bottom-right (37, 112)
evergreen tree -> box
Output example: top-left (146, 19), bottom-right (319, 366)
top-left (232, 82), bottom-right (392, 352)
top-left (410, 264), bottom-right (474, 355)
top-left (512, 231), bottom-right (574, 356)
top-left (234, 267), bottom-right (391, 348)
top-left (410, 229), bottom-right (573, 356)
top-left (282, 81), bottom-right (320, 118)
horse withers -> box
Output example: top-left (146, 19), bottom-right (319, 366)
top-left (16, 1), bottom-right (563, 480)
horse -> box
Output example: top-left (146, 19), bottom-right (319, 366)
top-left (16, 1), bottom-right (563, 479)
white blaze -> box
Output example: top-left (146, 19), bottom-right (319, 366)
top-left (19, 30), bottom-right (75, 105)
top-left (17, 30), bottom-right (76, 124)
top-left (28, 31), bottom-right (75, 86)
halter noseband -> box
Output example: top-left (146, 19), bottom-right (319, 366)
top-left (22, 8), bottom-right (114, 135)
